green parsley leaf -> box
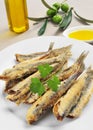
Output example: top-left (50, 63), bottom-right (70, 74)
top-left (30, 78), bottom-right (45, 96)
top-left (47, 75), bottom-right (61, 92)
top-left (38, 63), bottom-right (53, 78)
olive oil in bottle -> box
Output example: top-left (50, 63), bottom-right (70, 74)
top-left (4, 0), bottom-right (29, 33)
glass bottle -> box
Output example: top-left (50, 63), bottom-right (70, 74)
top-left (4, 0), bottom-right (29, 33)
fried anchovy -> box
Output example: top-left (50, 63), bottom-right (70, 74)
top-left (13, 62), bottom-right (68, 104)
top-left (68, 74), bottom-right (93, 118)
top-left (24, 52), bottom-right (86, 104)
top-left (15, 45), bottom-right (72, 62)
top-left (26, 71), bottom-right (82, 124)
top-left (6, 61), bottom-right (66, 104)
top-left (7, 62), bottom-right (62, 94)
top-left (0, 45), bottom-right (71, 79)
top-left (53, 67), bottom-right (93, 121)
top-left (1, 45), bottom-right (71, 78)
top-left (59, 51), bottom-right (87, 81)
top-left (9, 51), bottom-right (86, 105)
top-left (16, 42), bottom-right (54, 62)
top-left (0, 50), bottom-right (71, 92)
top-left (13, 45), bottom-right (71, 69)
top-left (24, 62), bottom-right (68, 104)
top-left (14, 45), bottom-right (72, 67)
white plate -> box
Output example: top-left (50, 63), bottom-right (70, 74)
top-left (63, 26), bottom-right (93, 43)
top-left (0, 36), bottom-right (93, 130)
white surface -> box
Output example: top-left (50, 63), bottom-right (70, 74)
top-left (0, 36), bottom-right (93, 130)
top-left (0, 0), bottom-right (93, 50)
top-left (63, 25), bottom-right (93, 43)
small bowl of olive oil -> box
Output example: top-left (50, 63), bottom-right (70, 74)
top-left (63, 26), bottom-right (93, 43)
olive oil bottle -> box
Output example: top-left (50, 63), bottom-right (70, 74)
top-left (4, 0), bottom-right (29, 33)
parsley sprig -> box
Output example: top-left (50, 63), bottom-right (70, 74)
top-left (30, 63), bottom-right (61, 96)
top-left (38, 63), bottom-right (53, 78)
top-left (30, 78), bottom-right (45, 96)
top-left (47, 75), bottom-right (60, 91)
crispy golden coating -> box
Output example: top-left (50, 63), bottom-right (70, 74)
top-left (53, 67), bottom-right (93, 121)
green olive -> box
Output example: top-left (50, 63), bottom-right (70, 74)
top-left (53, 2), bottom-right (61, 10)
top-left (52, 14), bottom-right (62, 24)
top-left (47, 8), bottom-right (57, 17)
top-left (61, 3), bottom-right (69, 12)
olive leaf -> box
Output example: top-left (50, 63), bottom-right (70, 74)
top-left (27, 16), bottom-right (49, 21)
top-left (59, 7), bottom-right (73, 30)
top-left (74, 10), bottom-right (93, 23)
top-left (41, 0), bottom-right (56, 10)
top-left (38, 19), bottom-right (48, 36)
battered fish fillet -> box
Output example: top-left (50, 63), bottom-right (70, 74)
top-left (53, 67), bottom-right (93, 121)
top-left (59, 51), bottom-right (87, 81)
top-left (68, 76), bottom-right (93, 118)
top-left (15, 44), bottom-right (71, 62)
top-left (26, 71), bottom-right (82, 124)
top-left (24, 62), bottom-right (68, 104)
top-left (6, 61), bottom-right (66, 104)
top-left (16, 42), bottom-right (54, 62)
top-left (0, 50), bottom-right (71, 92)
top-left (7, 52), bottom-right (86, 105)
top-left (23, 52), bottom-right (86, 104)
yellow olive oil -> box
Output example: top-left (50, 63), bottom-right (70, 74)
top-left (4, 0), bottom-right (29, 33)
top-left (69, 30), bottom-right (93, 41)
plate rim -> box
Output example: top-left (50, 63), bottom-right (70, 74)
top-left (0, 36), bottom-right (93, 55)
